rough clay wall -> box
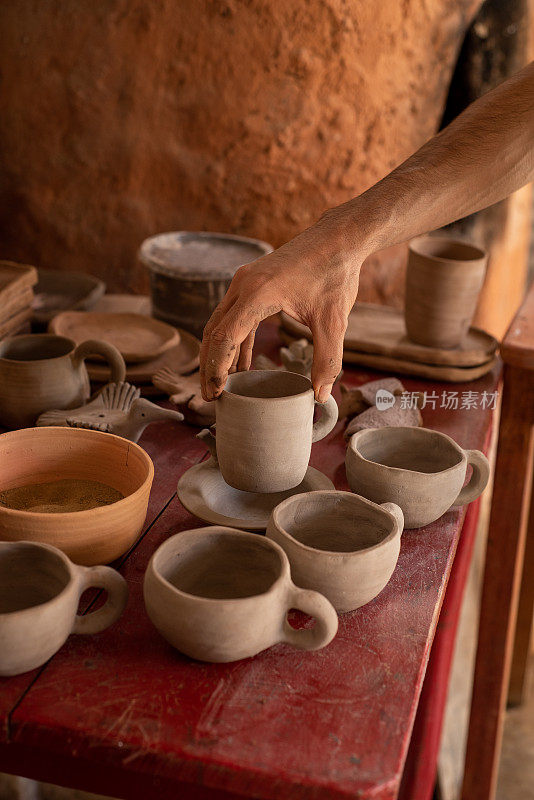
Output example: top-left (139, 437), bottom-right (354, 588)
top-left (0, 0), bottom-right (482, 301)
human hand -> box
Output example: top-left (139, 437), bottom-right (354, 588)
top-left (200, 215), bottom-right (364, 403)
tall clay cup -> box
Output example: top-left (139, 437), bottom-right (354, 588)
top-left (215, 370), bottom-right (338, 493)
top-left (405, 237), bottom-right (487, 349)
top-left (0, 334), bottom-right (126, 428)
top-left (0, 540), bottom-right (128, 676)
top-left (144, 526), bottom-right (338, 662)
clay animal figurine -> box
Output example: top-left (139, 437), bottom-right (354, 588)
top-left (37, 381), bottom-right (183, 443)
top-left (255, 338), bottom-right (314, 378)
top-left (143, 526), bottom-right (338, 662)
top-left (0, 540), bottom-right (127, 676)
top-left (345, 426), bottom-right (490, 528)
top-left (266, 490), bottom-right (404, 612)
top-left (152, 367), bottom-right (215, 426)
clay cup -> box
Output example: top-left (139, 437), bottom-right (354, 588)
top-left (346, 426), bottom-right (490, 529)
top-left (143, 526), bottom-right (338, 662)
top-left (214, 370), bottom-right (338, 493)
top-left (0, 333), bottom-right (126, 428)
top-left (267, 491), bottom-right (404, 612)
top-left (405, 236), bottom-right (487, 349)
top-left (0, 540), bottom-right (128, 676)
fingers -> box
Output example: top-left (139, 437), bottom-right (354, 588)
top-left (200, 295), bottom-right (236, 399)
top-left (310, 313), bottom-right (346, 403)
top-left (201, 303), bottom-right (264, 401)
top-left (237, 327), bottom-right (257, 372)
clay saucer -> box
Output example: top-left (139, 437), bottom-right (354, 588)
top-left (177, 457), bottom-right (334, 531)
top-left (86, 327), bottom-right (200, 383)
top-left (49, 311), bottom-right (180, 363)
top-left (280, 303), bottom-right (498, 368)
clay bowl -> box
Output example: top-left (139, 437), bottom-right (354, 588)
top-left (144, 526), bottom-right (338, 662)
top-left (0, 427), bottom-right (154, 565)
top-left (345, 426), bottom-right (490, 529)
top-left (267, 491), bottom-right (404, 612)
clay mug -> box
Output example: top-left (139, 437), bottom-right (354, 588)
top-left (143, 526), bottom-right (339, 662)
top-left (209, 370), bottom-right (338, 493)
top-left (346, 426), bottom-right (490, 529)
top-left (405, 236), bottom-right (487, 348)
top-left (267, 490), bottom-right (404, 612)
top-left (0, 540), bottom-right (128, 676)
top-left (0, 333), bottom-right (126, 428)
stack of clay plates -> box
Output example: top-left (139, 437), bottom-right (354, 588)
top-left (49, 310), bottom-right (201, 391)
top-left (279, 303), bottom-right (499, 382)
top-left (0, 261), bottom-right (38, 340)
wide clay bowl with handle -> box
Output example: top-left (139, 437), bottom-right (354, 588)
top-left (144, 526), bottom-right (338, 663)
top-left (346, 426), bottom-right (490, 529)
top-left (0, 427), bottom-right (154, 565)
top-left (0, 540), bottom-right (128, 676)
top-left (267, 490), bottom-right (404, 612)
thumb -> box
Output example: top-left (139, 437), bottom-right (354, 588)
top-left (310, 313), bottom-right (346, 403)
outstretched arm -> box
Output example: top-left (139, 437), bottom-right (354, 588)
top-left (200, 61), bottom-right (534, 402)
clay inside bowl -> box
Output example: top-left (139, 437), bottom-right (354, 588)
top-left (353, 428), bottom-right (463, 473)
top-left (225, 369), bottom-right (310, 399)
top-left (273, 493), bottom-right (391, 552)
top-left (0, 543), bottom-right (69, 613)
top-left (0, 334), bottom-right (74, 361)
top-left (0, 479), bottom-right (123, 513)
top-left (155, 533), bottom-right (282, 600)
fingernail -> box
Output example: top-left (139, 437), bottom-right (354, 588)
top-left (316, 384), bottom-right (333, 404)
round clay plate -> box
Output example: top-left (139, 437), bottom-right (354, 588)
top-left (49, 311), bottom-right (180, 363)
top-left (86, 327), bottom-right (201, 383)
top-left (177, 457), bottom-right (335, 531)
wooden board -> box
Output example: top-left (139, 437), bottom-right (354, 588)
top-left (50, 311), bottom-right (180, 363)
top-left (0, 261), bottom-right (37, 307)
top-left (280, 329), bottom-right (498, 383)
top-left (280, 303), bottom-right (498, 367)
top-left (86, 328), bottom-right (201, 383)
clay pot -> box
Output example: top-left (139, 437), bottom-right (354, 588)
top-left (0, 540), bottom-right (127, 676)
top-left (405, 237), bottom-right (487, 348)
top-left (345, 426), bottom-right (490, 529)
top-left (214, 370), bottom-right (338, 493)
top-left (266, 491), bottom-right (404, 613)
top-left (143, 526), bottom-right (338, 662)
top-left (0, 427), bottom-right (154, 565)
top-left (0, 333), bottom-right (126, 429)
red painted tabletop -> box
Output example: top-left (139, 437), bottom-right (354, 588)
top-left (0, 319), bottom-right (500, 800)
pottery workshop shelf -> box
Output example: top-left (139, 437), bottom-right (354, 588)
top-left (0, 321), bottom-right (499, 800)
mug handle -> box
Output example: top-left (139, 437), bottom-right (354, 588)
top-left (197, 427), bottom-right (218, 463)
top-left (453, 449), bottom-right (490, 507)
top-left (380, 502), bottom-right (405, 534)
top-left (312, 394), bottom-right (338, 443)
top-left (72, 565), bottom-right (128, 635)
top-left (73, 339), bottom-right (126, 383)
top-left (281, 585), bottom-right (338, 651)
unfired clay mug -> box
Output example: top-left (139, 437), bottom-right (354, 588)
top-left (0, 540), bottom-right (128, 676)
top-left (143, 526), bottom-right (339, 662)
top-left (213, 370), bottom-right (338, 493)
top-left (405, 236), bottom-right (487, 349)
top-left (267, 490), bottom-right (404, 612)
top-left (346, 426), bottom-right (490, 529)
top-left (0, 333), bottom-right (126, 428)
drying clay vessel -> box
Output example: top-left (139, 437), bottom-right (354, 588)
top-left (0, 540), bottom-right (127, 676)
top-left (143, 526), bottom-right (338, 663)
top-left (267, 491), bottom-right (403, 613)
top-left (346, 426), bottom-right (490, 529)
top-left (215, 370), bottom-right (338, 493)
top-left (405, 236), bottom-right (487, 349)
top-left (0, 427), bottom-right (154, 565)
top-left (37, 381), bottom-right (184, 442)
top-left (0, 333), bottom-right (126, 429)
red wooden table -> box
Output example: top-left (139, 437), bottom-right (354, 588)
top-left (0, 322), bottom-right (498, 800)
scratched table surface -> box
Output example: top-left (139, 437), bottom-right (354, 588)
top-left (0, 321), bottom-right (500, 800)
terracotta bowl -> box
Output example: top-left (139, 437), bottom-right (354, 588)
top-left (0, 427), bottom-right (154, 565)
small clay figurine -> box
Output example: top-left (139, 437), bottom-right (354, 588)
top-left (152, 367), bottom-right (215, 426)
top-left (37, 381), bottom-right (183, 443)
top-left (340, 377), bottom-right (423, 438)
top-left (338, 377), bottom-right (406, 420)
top-left (255, 338), bottom-right (343, 383)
